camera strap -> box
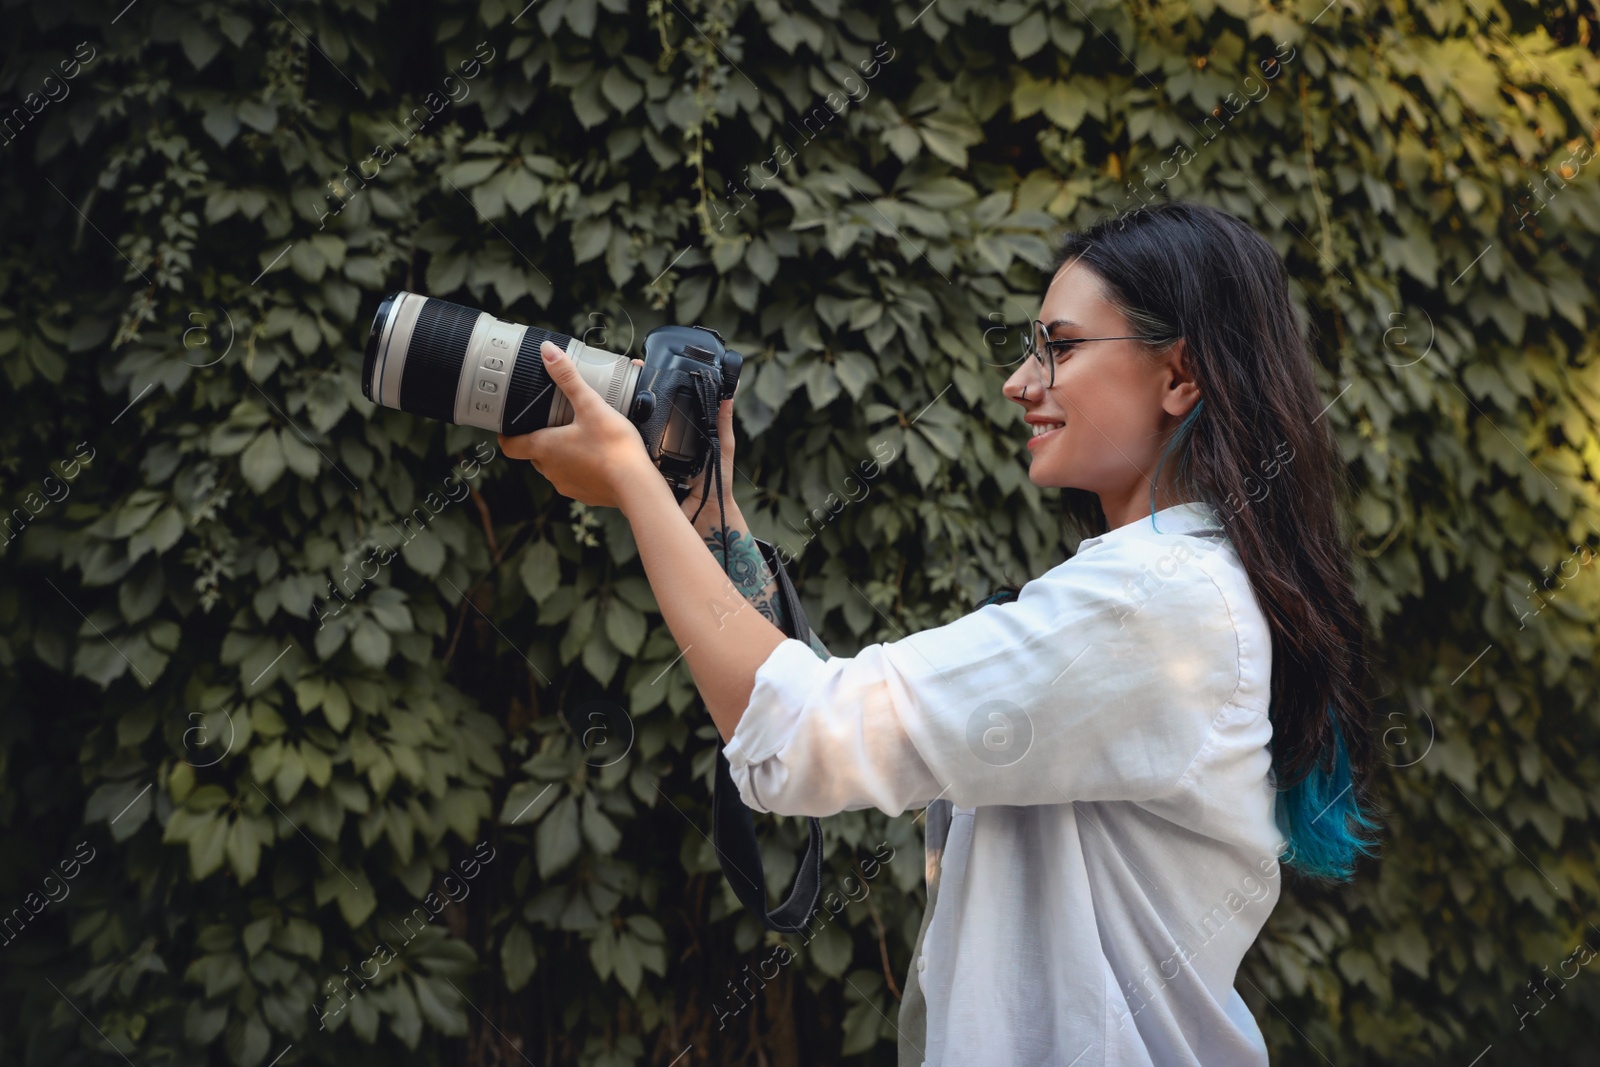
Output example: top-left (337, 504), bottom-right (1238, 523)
top-left (665, 367), bottom-right (823, 932)
top-left (710, 537), bottom-right (825, 934)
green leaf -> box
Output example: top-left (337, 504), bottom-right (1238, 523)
top-left (503, 168), bottom-right (543, 214)
top-left (536, 794), bottom-right (581, 877)
top-left (1010, 10), bottom-right (1048, 59)
top-left (271, 917), bottom-right (323, 960)
top-left (445, 159), bottom-right (502, 187)
top-left (351, 618), bottom-right (392, 667)
top-left (411, 974), bottom-right (467, 1034)
top-left (242, 917), bottom-right (273, 958)
top-left (202, 103), bottom-right (241, 147)
top-left (335, 875), bottom-right (377, 927)
top-left (279, 429), bottom-right (322, 479)
top-left (904, 177), bottom-right (977, 209)
top-left (428, 253), bottom-right (469, 294)
top-left (290, 245), bottom-right (327, 287)
top-left (603, 600), bottom-right (646, 656)
top-left (841, 971), bottom-right (886, 1054)
top-left (501, 780), bottom-right (559, 825)
top-left (388, 979), bottom-right (422, 1048)
top-left (581, 792), bottom-right (622, 854)
top-left (235, 99), bottom-right (277, 133)
top-left (565, 0), bottom-right (598, 35)
top-left (520, 540), bottom-right (561, 602)
top-left (226, 816), bottom-right (264, 883)
top-left (240, 432), bottom-right (286, 493)
top-left (141, 506), bottom-right (185, 554)
top-left (300, 742), bottom-right (333, 788)
top-left (807, 920), bottom-right (852, 978)
top-left (184, 1000), bottom-right (228, 1045)
top-left (612, 930), bottom-right (643, 995)
top-left (119, 562), bottom-right (165, 623)
top-left (322, 682), bottom-right (352, 731)
top-left (184, 784), bottom-right (231, 812)
top-left (114, 491), bottom-right (164, 537)
top-left (224, 1009), bottom-right (269, 1067)
top-left (401, 533), bottom-right (445, 577)
top-left (600, 68), bottom-right (643, 113)
top-left (917, 420), bottom-right (963, 461)
top-left (189, 812), bottom-right (229, 880)
top-left (273, 745), bottom-right (306, 802)
top-left (571, 217), bottom-right (613, 264)
top-left (502, 922), bottom-right (538, 992)
top-left (581, 629), bottom-right (620, 685)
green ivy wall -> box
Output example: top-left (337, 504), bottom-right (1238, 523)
top-left (2, 0), bottom-right (1599, 1064)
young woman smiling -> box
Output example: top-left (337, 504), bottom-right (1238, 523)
top-left (500, 199), bottom-right (1380, 1066)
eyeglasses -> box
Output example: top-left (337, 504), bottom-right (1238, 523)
top-left (1020, 320), bottom-right (1160, 388)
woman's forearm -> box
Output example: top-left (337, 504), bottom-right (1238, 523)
top-left (621, 475), bottom-right (789, 741)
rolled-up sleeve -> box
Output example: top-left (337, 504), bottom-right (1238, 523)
top-left (723, 637), bottom-right (946, 816)
top-left (722, 538), bottom-right (1245, 818)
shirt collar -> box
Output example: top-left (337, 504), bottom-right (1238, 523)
top-left (1074, 501), bottom-right (1226, 554)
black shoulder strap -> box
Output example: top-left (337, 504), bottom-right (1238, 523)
top-left (710, 538), bottom-right (825, 934)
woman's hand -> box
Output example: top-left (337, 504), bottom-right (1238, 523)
top-left (679, 390), bottom-right (742, 527)
top-left (499, 341), bottom-right (655, 509)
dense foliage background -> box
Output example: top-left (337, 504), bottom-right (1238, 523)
top-left (2, 0), bottom-right (1600, 1063)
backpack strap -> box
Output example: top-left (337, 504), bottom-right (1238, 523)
top-left (710, 538), bottom-right (824, 933)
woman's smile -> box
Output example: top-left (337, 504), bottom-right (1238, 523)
top-left (1025, 415), bottom-right (1066, 450)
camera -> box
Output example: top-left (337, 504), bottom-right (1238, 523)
top-left (362, 291), bottom-right (743, 495)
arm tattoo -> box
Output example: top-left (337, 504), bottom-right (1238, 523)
top-left (705, 526), bottom-right (786, 628)
top-left (703, 527), bottom-right (832, 660)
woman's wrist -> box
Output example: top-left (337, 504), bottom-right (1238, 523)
top-left (680, 488), bottom-right (744, 535)
top-left (616, 466), bottom-right (744, 535)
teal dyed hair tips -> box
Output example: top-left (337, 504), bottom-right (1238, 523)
top-left (1273, 709), bottom-right (1381, 881)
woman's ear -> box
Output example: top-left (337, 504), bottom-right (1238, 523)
top-left (1161, 339), bottom-right (1202, 418)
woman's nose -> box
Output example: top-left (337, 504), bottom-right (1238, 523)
top-left (1003, 362), bottom-right (1035, 404)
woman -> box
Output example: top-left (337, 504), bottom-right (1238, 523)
top-left (500, 200), bottom-right (1380, 1065)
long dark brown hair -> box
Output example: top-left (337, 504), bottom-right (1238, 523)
top-left (986, 199), bottom-right (1380, 882)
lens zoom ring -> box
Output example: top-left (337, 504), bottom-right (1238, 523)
top-left (503, 327), bottom-right (572, 434)
top-left (401, 298), bottom-right (481, 423)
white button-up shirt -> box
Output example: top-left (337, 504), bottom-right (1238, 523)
top-left (724, 502), bottom-right (1285, 1066)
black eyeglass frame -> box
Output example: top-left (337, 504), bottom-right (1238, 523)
top-left (1020, 319), bottom-right (1171, 388)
